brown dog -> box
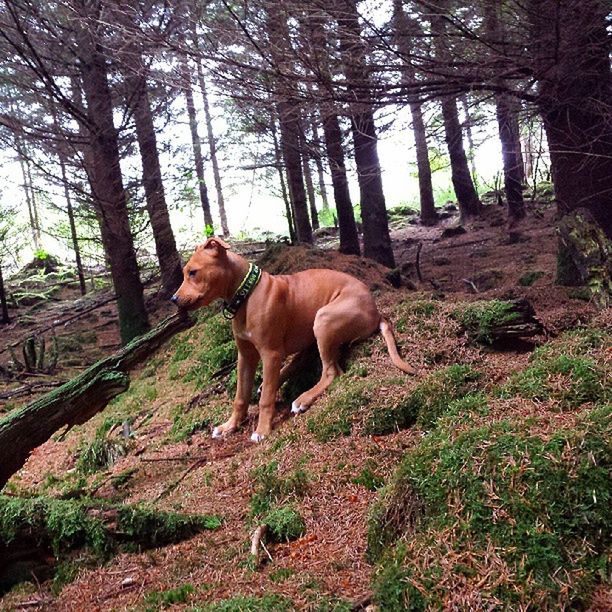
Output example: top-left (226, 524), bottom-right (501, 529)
top-left (171, 238), bottom-right (415, 442)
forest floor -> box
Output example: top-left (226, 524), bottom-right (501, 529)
top-left (0, 197), bottom-right (610, 611)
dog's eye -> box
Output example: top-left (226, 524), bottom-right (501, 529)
top-left (188, 270), bottom-right (197, 277)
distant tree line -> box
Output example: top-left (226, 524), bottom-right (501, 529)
top-left (0, 0), bottom-right (609, 341)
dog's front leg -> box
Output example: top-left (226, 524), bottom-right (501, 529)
top-left (213, 340), bottom-right (259, 438)
top-left (251, 349), bottom-right (282, 442)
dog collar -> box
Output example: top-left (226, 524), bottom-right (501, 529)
top-left (222, 263), bottom-right (262, 319)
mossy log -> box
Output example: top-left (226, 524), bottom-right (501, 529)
top-left (0, 495), bottom-right (220, 592)
top-left (0, 312), bottom-right (194, 489)
top-left (456, 298), bottom-right (543, 344)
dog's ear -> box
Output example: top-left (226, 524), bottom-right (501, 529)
top-left (198, 237), bottom-right (230, 256)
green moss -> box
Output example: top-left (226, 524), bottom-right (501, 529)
top-left (368, 405), bottom-right (611, 607)
top-left (307, 379), bottom-right (370, 442)
top-left (366, 365), bottom-right (481, 434)
top-left (197, 594), bottom-right (293, 611)
top-left (452, 300), bottom-right (522, 344)
top-left (110, 467), bottom-right (137, 490)
top-left (500, 344), bottom-right (609, 408)
top-left (183, 313), bottom-right (237, 391)
top-left (249, 460), bottom-right (309, 518)
top-left (76, 418), bottom-right (131, 474)
top-left (144, 583), bottom-right (195, 610)
top-left (352, 466), bottom-right (385, 491)
top-left (116, 505), bottom-right (221, 548)
top-left (263, 506), bottom-right (305, 543)
top-left (519, 270), bottom-right (545, 286)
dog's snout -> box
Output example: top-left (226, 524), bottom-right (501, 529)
top-left (170, 294), bottom-right (179, 304)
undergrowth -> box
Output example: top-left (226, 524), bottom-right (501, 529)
top-left (368, 404), bottom-right (611, 608)
top-left (452, 300), bottom-right (522, 344)
top-left (307, 364), bottom-right (481, 441)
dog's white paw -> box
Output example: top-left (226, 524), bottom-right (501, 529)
top-left (250, 432), bottom-right (266, 443)
top-left (212, 426), bottom-right (223, 438)
top-left (291, 401), bottom-right (307, 415)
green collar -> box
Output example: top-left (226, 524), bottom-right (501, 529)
top-left (222, 263), bottom-right (262, 319)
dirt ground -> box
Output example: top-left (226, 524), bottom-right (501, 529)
top-left (0, 201), bottom-right (608, 611)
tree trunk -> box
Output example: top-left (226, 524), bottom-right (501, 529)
top-left (0, 265), bottom-right (9, 324)
top-left (129, 75), bottom-right (183, 298)
top-left (272, 120), bottom-right (296, 242)
top-left (410, 102), bottom-right (437, 225)
top-left (529, 0), bottom-right (612, 285)
top-left (392, 0), bottom-right (437, 226)
top-left (195, 65), bottom-right (229, 237)
top-left (265, 7), bottom-right (312, 244)
top-left (300, 126), bottom-right (319, 231)
top-left (16, 144), bottom-right (40, 252)
top-left (0, 313), bottom-right (194, 489)
top-left (460, 95), bottom-right (479, 189)
top-left (77, 20), bottom-right (150, 344)
top-left (337, 0), bottom-right (395, 268)
top-left (58, 153), bottom-right (87, 296)
top-left (495, 94), bottom-right (526, 223)
top-left (180, 59), bottom-right (214, 231)
top-left (530, 0), bottom-right (611, 241)
top-left (441, 96), bottom-right (482, 220)
top-left (309, 116), bottom-right (330, 211)
top-left (321, 113), bottom-right (360, 255)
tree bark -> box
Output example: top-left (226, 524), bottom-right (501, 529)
top-left (337, 0), bottom-right (395, 268)
top-left (441, 96), bottom-right (482, 220)
top-left (15, 141), bottom-right (40, 252)
top-left (530, 0), bottom-right (612, 244)
top-left (0, 313), bottom-right (194, 489)
top-left (410, 102), bottom-right (437, 226)
top-left (272, 120), bottom-right (296, 242)
top-left (76, 14), bottom-right (150, 344)
top-left (300, 126), bottom-right (320, 231)
top-left (0, 265), bottom-right (9, 324)
top-left (392, 0), bottom-right (437, 225)
top-left (129, 74), bottom-right (183, 298)
top-left (180, 59), bottom-right (214, 231)
top-left (460, 95), bottom-right (479, 189)
top-left (57, 148), bottom-right (87, 296)
top-left (321, 113), bottom-right (361, 255)
top-left (309, 116), bottom-right (330, 211)
top-left (195, 65), bottom-right (229, 237)
top-left (495, 94), bottom-right (526, 223)
top-left (265, 7), bottom-right (312, 244)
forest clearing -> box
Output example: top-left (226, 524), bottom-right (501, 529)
top-left (0, 0), bottom-right (610, 610)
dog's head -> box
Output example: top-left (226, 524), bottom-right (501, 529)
top-left (171, 237), bottom-right (230, 310)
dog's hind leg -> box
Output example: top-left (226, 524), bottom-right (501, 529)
top-left (291, 299), bottom-right (378, 414)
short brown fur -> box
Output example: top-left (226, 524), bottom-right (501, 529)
top-left (172, 238), bottom-right (415, 441)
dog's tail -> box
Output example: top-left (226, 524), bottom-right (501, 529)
top-left (379, 318), bottom-right (417, 374)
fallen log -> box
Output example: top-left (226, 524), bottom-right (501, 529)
top-left (453, 298), bottom-right (544, 345)
top-left (0, 312), bottom-right (195, 489)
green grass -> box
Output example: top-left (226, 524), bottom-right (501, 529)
top-left (169, 403), bottom-right (227, 442)
top-left (368, 404), bottom-right (611, 608)
top-left (183, 313), bottom-right (237, 392)
top-left (76, 418), bottom-right (131, 474)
